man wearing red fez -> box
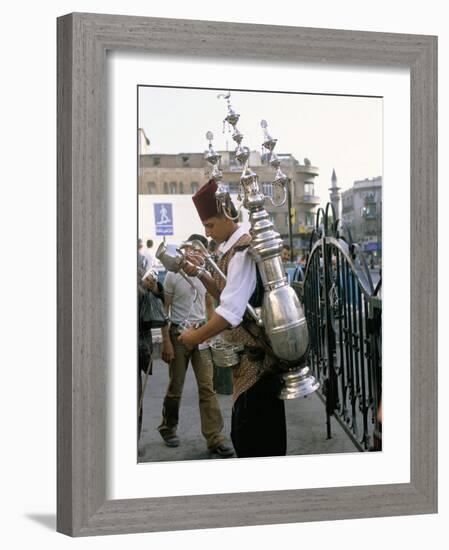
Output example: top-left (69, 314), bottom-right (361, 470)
top-left (179, 179), bottom-right (287, 458)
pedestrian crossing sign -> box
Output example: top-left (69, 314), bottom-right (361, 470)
top-left (154, 203), bottom-right (174, 236)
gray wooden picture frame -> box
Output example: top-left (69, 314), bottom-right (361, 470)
top-left (57, 12), bottom-right (438, 537)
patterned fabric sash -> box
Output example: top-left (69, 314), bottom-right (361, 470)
top-left (213, 232), bottom-right (274, 402)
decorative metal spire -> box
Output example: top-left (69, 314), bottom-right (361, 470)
top-left (203, 130), bottom-right (223, 183)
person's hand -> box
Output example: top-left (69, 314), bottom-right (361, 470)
top-left (182, 252), bottom-right (203, 277)
top-left (178, 328), bottom-right (199, 349)
top-left (182, 261), bottom-right (198, 277)
top-left (148, 278), bottom-right (159, 292)
top-left (143, 277), bottom-right (158, 292)
top-left (161, 340), bottom-right (175, 364)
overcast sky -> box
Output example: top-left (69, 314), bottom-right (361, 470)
top-left (138, 86), bottom-right (382, 199)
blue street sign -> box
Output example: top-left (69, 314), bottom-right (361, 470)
top-left (154, 203), bottom-right (174, 236)
top-left (363, 242), bottom-right (380, 252)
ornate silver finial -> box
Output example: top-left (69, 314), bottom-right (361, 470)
top-left (261, 119), bottom-right (278, 153)
top-left (218, 91), bottom-right (241, 132)
top-left (204, 130), bottom-right (222, 182)
top-left (232, 129), bottom-right (244, 145)
top-left (200, 92), bottom-right (318, 401)
top-left (260, 120), bottom-right (287, 207)
top-left (217, 91), bottom-right (231, 103)
top-left (235, 145), bottom-right (250, 165)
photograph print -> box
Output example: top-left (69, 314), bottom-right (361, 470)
top-left (136, 85), bottom-right (382, 463)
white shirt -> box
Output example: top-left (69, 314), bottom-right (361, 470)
top-left (215, 225), bottom-right (256, 328)
top-left (142, 249), bottom-right (155, 267)
top-left (164, 271), bottom-right (207, 324)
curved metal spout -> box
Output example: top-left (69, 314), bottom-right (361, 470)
top-left (265, 184), bottom-right (287, 207)
top-left (215, 183), bottom-right (241, 221)
top-left (156, 240), bottom-right (199, 302)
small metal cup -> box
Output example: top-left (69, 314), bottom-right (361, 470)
top-left (209, 338), bottom-right (244, 368)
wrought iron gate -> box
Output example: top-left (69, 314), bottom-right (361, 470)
top-left (300, 203), bottom-right (382, 451)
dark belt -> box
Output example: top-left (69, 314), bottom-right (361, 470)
top-left (170, 320), bottom-right (206, 330)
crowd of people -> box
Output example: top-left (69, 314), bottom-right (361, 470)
top-left (137, 180), bottom-right (310, 459)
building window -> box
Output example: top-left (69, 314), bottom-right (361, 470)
top-left (229, 153), bottom-right (239, 167)
top-left (229, 182), bottom-right (240, 194)
top-left (305, 212), bottom-right (315, 227)
top-left (146, 181), bottom-right (156, 194)
top-left (304, 182), bottom-right (315, 196)
top-left (169, 182), bottom-right (177, 194)
top-left (179, 182), bottom-right (184, 194)
top-left (342, 196), bottom-right (354, 213)
top-left (163, 182), bottom-right (168, 194)
top-left (365, 224), bottom-right (377, 236)
top-left (191, 182), bottom-right (199, 194)
top-left (262, 182), bottom-right (273, 197)
top-left (362, 203), bottom-right (377, 219)
top-left (182, 156), bottom-right (190, 167)
top-left (153, 157), bottom-right (160, 166)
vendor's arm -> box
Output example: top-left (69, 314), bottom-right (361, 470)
top-left (214, 249), bottom-right (256, 327)
top-left (182, 253), bottom-right (221, 300)
top-left (205, 292), bottom-right (215, 321)
top-left (178, 249), bottom-right (255, 347)
top-left (178, 312), bottom-right (230, 347)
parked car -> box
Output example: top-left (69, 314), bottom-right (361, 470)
top-left (284, 263), bottom-right (305, 303)
top-left (284, 263), bottom-right (305, 284)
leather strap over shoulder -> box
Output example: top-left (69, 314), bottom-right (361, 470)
top-left (234, 243), bottom-right (250, 252)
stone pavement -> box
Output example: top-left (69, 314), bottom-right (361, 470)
top-left (138, 355), bottom-right (358, 462)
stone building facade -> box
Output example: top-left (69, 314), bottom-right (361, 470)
top-left (341, 176), bottom-right (382, 262)
top-left (139, 150), bottom-right (320, 258)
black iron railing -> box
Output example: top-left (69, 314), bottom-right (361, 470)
top-left (300, 203), bottom-right (382, 451)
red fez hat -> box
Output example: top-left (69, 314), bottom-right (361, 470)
top-left (192, 179), bottom-right (220, 222)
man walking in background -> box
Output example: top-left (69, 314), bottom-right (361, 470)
top-left (137, 265), bottom-right (166, 439)
top-left (138, 238), bottom-right (148, 271)
top-left (143, 239), bottom-right (155, 267)
top-left (158, 233), bottom-right (234, 458)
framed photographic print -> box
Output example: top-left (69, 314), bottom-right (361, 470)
top-left (57, 13), bottom-right (437, 536)
top-left (135, 84), bottom-right (382, 465)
